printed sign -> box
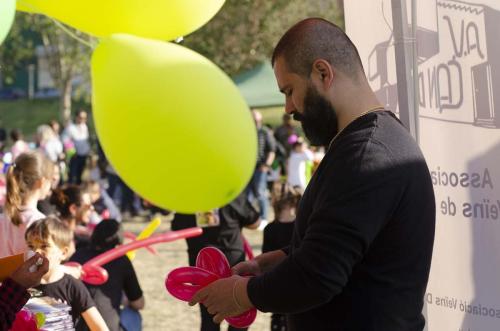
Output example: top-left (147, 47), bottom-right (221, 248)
top-left (345, 1), bottom-right (500, 330)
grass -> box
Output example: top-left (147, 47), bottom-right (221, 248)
top-left (0, 98), bottom-right (92, 140)
top-left (0, 99), bottom-right (61, 139)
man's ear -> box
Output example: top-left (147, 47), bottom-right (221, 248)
top-left (311, 59), bottom-right (334, 89)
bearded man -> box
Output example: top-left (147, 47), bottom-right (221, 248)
top-left (190, 18), bottom-right (436, 331)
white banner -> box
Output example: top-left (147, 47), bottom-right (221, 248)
top-left (345, 1), bottom-right (500, 330)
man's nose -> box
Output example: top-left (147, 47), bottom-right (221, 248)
top-left (285, 99), bottom-right (296, 114)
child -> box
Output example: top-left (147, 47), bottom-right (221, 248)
top-left (0, 152), bottom-right (54, 258)
top-left (83, 180), bottom-right (122, 222)
top-left (70, 219), bottom-right (144, 331)
top-left (10, 129), bottom-right (30, 160)
top-left (262, 184), bottom-right (302, 331)
top-left (25, 216), bottom-right (109, 331)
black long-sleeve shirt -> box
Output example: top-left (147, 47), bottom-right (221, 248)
top-left (247, 111), bottom-right (436, 331)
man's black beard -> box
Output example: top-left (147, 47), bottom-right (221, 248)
top-left (292, 85), bottom-right (338, 146)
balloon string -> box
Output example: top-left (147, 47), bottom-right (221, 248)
top-left (17, 0), bottom-right (95, 49)
top-left (49, 18), bottom-right (96, 49)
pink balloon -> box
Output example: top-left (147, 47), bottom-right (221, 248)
top-left (82, 264), bottom-right (109, 285)
top-left (71, 228), bottom-right (202, 285)
top-left (288, 134), bottom-right (298, 145)
top-left (242, 236), bottom-right (254, 260)
top-left (165, 266), bottom-right (219, 301)
top-left (123, 231), bottom-right (136, 240)
top-left (195, 247), bottom-right (231, 278)
top-left (11, 310), bottom-right (38, 331)
top-left (226, 308), bottom-right (258, 329)
top-left (123, 231), bottom-right (158, 255)
top-left (165, 247), bottom-right (257, 328)
top-left (64, 261), bottom-right (109, 285)
top-left (86, 228), bottom-right (202, 267)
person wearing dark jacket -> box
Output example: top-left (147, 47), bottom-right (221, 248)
top-left (172, 188), bottom-right (260, 331)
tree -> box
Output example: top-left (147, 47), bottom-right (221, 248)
top-left (183, 0), bottom-right (344, 77)
top-left (0, 12), bottom-right (94, 122)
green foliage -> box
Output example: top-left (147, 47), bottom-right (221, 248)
top-left (0, 12), bottom-right (38, 84)
top-left (0, 12), bottom-right (95, 120)
top-left (183, 0), bottom-right (344, 77)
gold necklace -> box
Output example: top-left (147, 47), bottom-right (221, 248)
top-left (327, 105), bottom-right (385, 150)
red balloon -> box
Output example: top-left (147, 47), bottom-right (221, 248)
top-left (165, 247), bottom-right (257, 328)
top-left (82, 264), bottom-right (109, 285)
top-left (64, 261), bottom-right (109, 285)
top-left (242, 236), bottom-right (254, 260)
top-left (165, 266), bottom-right (219, 301)
top-left (71, 228), bottom-right (202, 285)
top-left (195, 246), bottom-right (231, 278)
top-left (226, 308), bottom-right (258, 329)
top-left (85, 228), bottom-right (202, 267)
top-left (11, 310), bottom-right (38, 331)
top-left (123, 231), bottom-right (158, 255)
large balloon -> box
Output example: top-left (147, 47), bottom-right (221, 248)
top-left (0, 0), bottom-right (15, 45)
top-left (92, 34), bottom-right (257, 213)
top-left (16, 0), bottom-right (224, 40)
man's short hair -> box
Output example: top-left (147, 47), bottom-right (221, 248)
top-left (271, 18), bottom-right (364, 79)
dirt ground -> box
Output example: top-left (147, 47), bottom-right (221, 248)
top-left (124, 216), bottom-right (272, 331)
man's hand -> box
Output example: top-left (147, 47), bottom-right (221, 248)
top-left (232, 260), bottom-right (262, 276)
top-left (10, 253), bottom-right (49, 289)
top-left (188, 275), bottom-right (253, 324)
top-left (233, 250), bottom-right (287, 276)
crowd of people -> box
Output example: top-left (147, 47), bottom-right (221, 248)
top-left (1, 16), bottom-right (435, 331)
top-left (0, 103), bottom-right (319, 331)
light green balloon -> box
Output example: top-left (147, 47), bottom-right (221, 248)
top-left (0, 0), bottom-right (16, 44)
top-left (92, 34), bottom-right (257, 213)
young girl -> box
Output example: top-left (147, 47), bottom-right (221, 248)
top-left (50, 185), bottom-right (94, 250)
top-left (262, 184), bottom-right (302, 331)
top-left (0, 151), bottom-right (54, 257)
top-left (26, 216), bottom-right (109, 331)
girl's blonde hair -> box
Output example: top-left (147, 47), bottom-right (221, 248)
top-left (5, 151), bottom-right (54, 226)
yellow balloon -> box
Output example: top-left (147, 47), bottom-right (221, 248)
top-left (0, 0), bottom-right (15, 45)
top-left (126, 217), bottom-right (161, 260)
top-left (92, 34), bottom-right (257, 213)
top-left (16, 0), bottom-right (225, 40)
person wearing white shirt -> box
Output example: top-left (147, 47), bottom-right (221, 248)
top-left (287, 138), bottom-right (313, 190)
top-left (66, 110), bottom-right (90, 184)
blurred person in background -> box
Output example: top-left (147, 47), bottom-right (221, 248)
top-left (66, 110), bottom-right (90, 185)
